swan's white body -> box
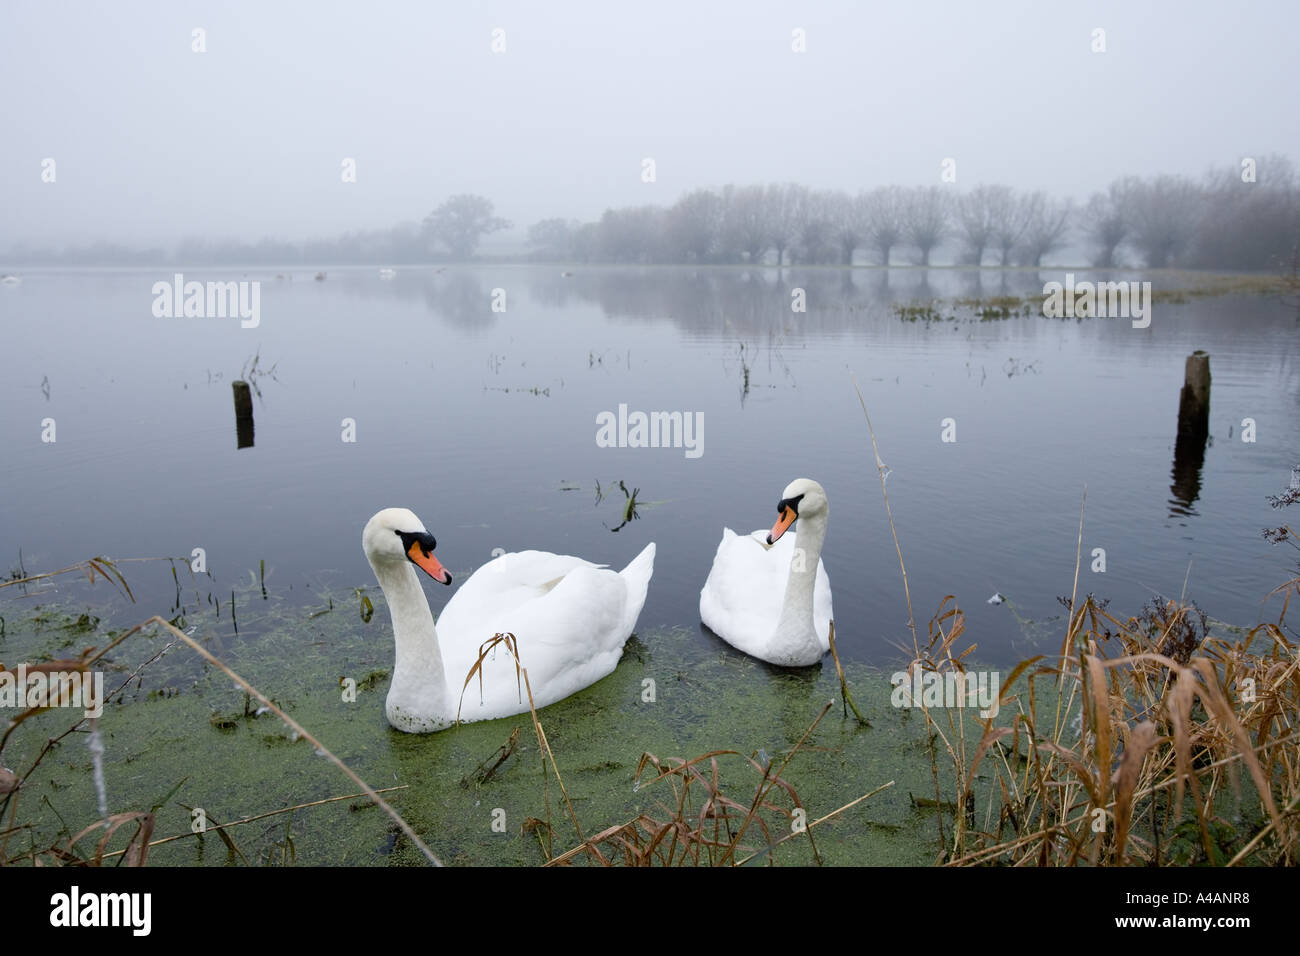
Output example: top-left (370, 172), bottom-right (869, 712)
top-left (364, 508), bottom-right (655, 733)
top-left (699, 479), bottom-right (833, 667)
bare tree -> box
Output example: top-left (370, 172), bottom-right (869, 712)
top-left (764, 183), bottom-right (807, 266)
top-left (1018, 193), bottom-right (1072, 266)
top-left (423, 194), bottom-right (511, 260)
top-left (1126, 175), bottom-right (1204, 267)
top-left (596, 205), bottom-right (666, 263)
top-left (1188, 155), bottom-right (1300, 271)
top-left (1083, 180), bottom-right (1132, 267)
top-left (902, 186), bottom-right (950, 266)
top-left (795, 190), bottom-right (839, 264)
top-left (990, 187), bottom-right (1031, 266)
top-left (664, 188), bottom-right (725, 262)
top-left (720, 184), bottom-right (770, 263)
top-left (526, 218), bottom-right (579, 260)
top-left (956, 185), bottom-right (1009, 265)
top-left (857, 186), bottom-right (903, 265)
top-left (569, 221), bottom-right (599, 263)
top-left (823, 190), bottom-right (859, 264)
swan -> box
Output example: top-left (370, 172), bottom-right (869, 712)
top-left (699, 478), bottom-right (833, 667)
top-left (363, 507), bottom-right (656, 733)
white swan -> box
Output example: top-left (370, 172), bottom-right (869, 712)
top-left (699, 478), bottom-right (833, 667)
top-left (363, 507), bottom-right (655, 733)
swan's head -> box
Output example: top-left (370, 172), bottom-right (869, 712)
top-left (362, 508), bottom-right (453, 585)
top-left (766, 478), bottom-right (828, 545)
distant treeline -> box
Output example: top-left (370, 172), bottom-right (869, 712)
top-left (7, 157), bottom-right (1297, 271)
top-left (530, 156), bottom-right (1299, 271)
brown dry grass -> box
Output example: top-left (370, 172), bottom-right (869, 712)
top-left (935, 588), bottom-right (1298, 866)
top-left (459, 632), bottom-right (895, 866)
top-left (852, 372), bottom-right (1300, 866)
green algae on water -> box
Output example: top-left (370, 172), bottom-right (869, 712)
top-left (1, 582), bottom-right (974, 866)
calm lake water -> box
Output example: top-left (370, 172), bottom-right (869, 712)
top-left (2, 266), bottom-right (1297, 666)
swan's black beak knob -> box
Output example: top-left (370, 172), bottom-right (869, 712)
top-left (398, 530), bottom-right (452, 585)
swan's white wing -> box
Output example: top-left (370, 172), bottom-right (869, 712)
top-left (700, 529), bottom-right (787, 658)
top-left (438, 549), bottom-right (604, 629)
top-left (438, 546), bottom-right (654, 720)
top-left (700, 529), bottom-right (833, 659)
top-left (813, 558), bottom-right (833, 651)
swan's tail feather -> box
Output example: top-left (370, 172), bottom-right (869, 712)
top-left (617, 542), bottom-right (656, 638)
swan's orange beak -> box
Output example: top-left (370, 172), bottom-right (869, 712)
top-left (407, 540), bottom-right (452, 585)
top-left (768, 506), bottom-right (797, 545)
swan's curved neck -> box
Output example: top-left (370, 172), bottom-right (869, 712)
top-left (370, 558), bottom-right (451, 731)
top-left (774, 510), bottom-right (827, 654)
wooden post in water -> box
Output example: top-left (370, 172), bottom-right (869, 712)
top-left (1170, 351), bottom-right (1210, 514)
top-left (1178, 350), bottom-right (1211, 438)
top-left (233, 380), bottom-right (254, 448)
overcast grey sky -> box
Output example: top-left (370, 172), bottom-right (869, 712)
top-left (2, 0), bottom-right (1297, 248)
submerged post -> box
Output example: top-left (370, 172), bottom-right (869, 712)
top-left (1170, 351), bottom-right (1210, 515)
top-left (1178, 350), bottom-right (1211, 438)
top-left (233, 380), bottom-right (254, 449)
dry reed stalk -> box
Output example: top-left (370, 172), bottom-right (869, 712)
top-left (947, 626), bottom-right (1298, 866)
top-left (0, 555), bottom-right (135, 600)
top-left (545, 700), bottom-right (891, 867)
top-left (733, 780), bottom-right (896, 866)
top-left (456, 633), bottom-right (599, 864)
top-left (124, 616), bottom-right (444, 866)
top-left (96, 786), bottom-right (408, 862)
top-left (827, 620), bottom-right (870, 725)
top-left (851, 372), bottom-right (948, 845)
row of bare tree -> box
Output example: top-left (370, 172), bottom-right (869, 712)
top-left (8, 159), bottom-right (1295, 269)
top-left (528, 157), bottom-right (1299, 270)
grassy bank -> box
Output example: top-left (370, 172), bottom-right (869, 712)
top-left (2, 554), bottom-right (1295, 866)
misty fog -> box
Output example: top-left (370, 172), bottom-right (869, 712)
top-left (4, 1), bottom-right (1298, 260)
